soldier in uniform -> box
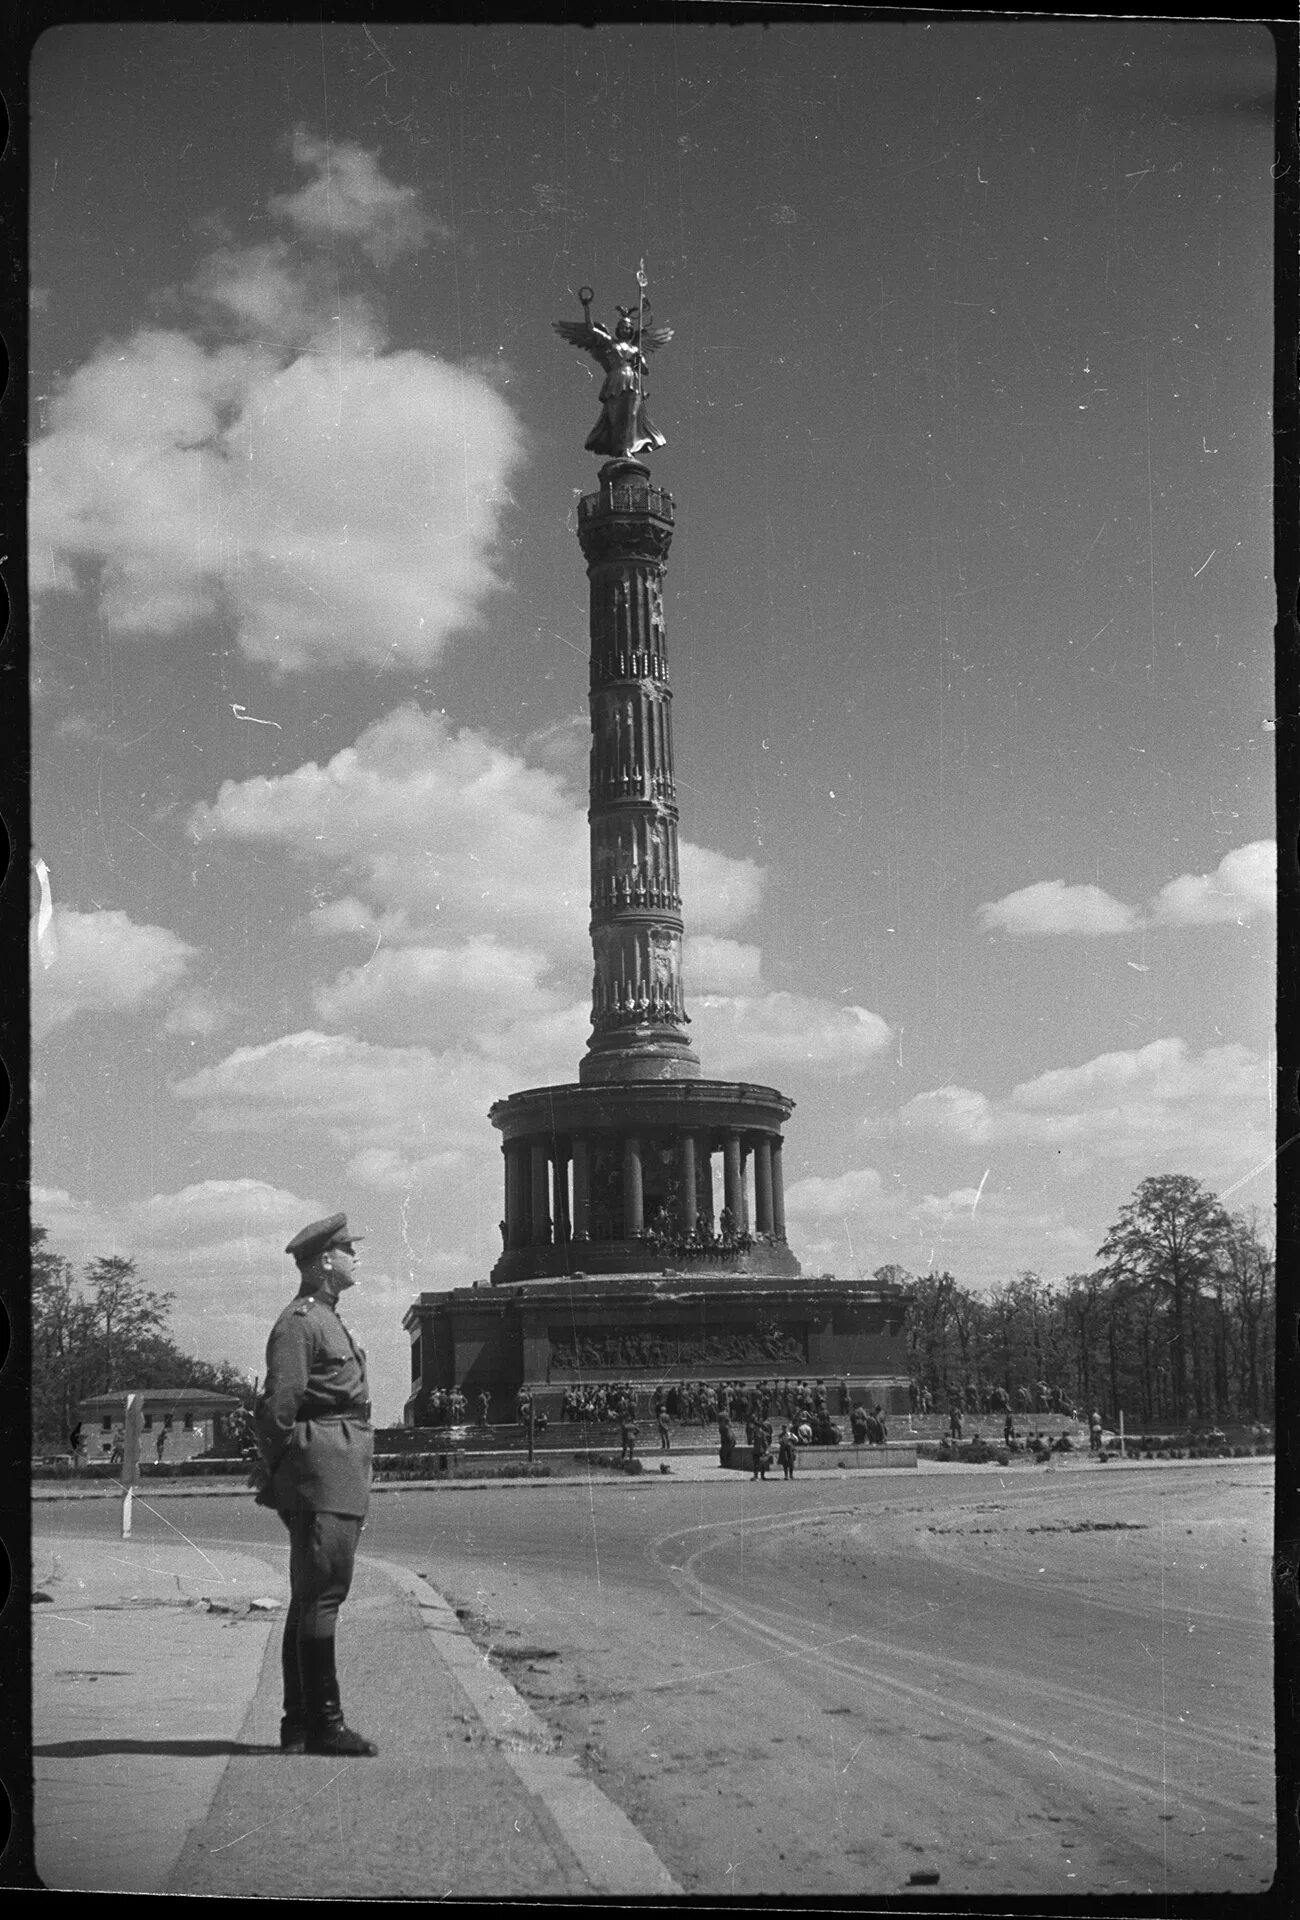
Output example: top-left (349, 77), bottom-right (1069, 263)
top-left (252, 1213), bottom-right (377, 1758)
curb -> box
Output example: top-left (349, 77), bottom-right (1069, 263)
top-left (31, 1451), bottom-right (1243, 1503)
top-left (363, 1554), bottom-right (682, 1898)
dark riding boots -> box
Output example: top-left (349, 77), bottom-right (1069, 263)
top-left (298, 1637), bottom-right (378, 1756)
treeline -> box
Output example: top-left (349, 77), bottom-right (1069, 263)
top-left (32, 1223), bottom-right (255, 1450)
top-left (896, 1175), bottom-right (1273, 1428)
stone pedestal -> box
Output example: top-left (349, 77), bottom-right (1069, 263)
top-left (403, 1273), bottom-right (911, 1427)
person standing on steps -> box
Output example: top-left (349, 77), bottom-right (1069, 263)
top-left (252, 1213), bottom-right (378, 1758)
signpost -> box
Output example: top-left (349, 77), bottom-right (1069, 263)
top-left (120, 1391), bottom-right (144, 1538)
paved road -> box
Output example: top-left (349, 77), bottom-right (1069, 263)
top-left (38, 1460), bottom-right (1274, 1899)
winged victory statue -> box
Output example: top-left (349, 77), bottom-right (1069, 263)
top-left (553, 276), bottom-right (673, 461)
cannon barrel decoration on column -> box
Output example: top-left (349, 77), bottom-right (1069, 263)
top-left (400, 270), bottom-right (912, 1432)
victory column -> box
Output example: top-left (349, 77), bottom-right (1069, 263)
top-left (402, 272), bottom-right (908, 1424)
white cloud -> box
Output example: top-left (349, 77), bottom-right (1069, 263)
top-left (899, 1084), bottom-right (994, 1145)
top-left (191, 703), bottom-right (765, 954)
top-left (472, 1003), bottom-right (591, 1085)
top-left (523, 713), bottom-right (589, 784)
top-left (269, 129), bottom-right (449, 264)
top-left (189, 242), bottom-right (378, 351)
top-left (345, 1147), bottom-right (464, 1191)
top-left (899, 1038), bottom-right (1270, 1181)
top-left (311, 897), bottom-right (382, 940)
top-left (785, 1167), bottom-right (888, 1217)
top-left (1151, 840), bottom-right (1276, 925)
top-left (980, 842), bottom-right (1276, 936)
top-left (172, 1028), bottom-right (494, 1157)
top-left (979, 879), bottom-right (1138, 936)
top-left (164, 990), bottom-right (235, 1037)
top-left (31, 328), bottom-right (524, 672)
top-left (30, 137), bottom-right (522, 673)
top-left (311, 938), bottom-right (567, 1046)
top-left (31, 906), bottom-right (196, 1039)
top-left (692, 993), bottom-right (891, 1080)
top-left (190, 703), bottom-right (590, 946)
top-left (683, 934), bottom-right (763, 992)
top-left (679, 841), bottom-right (765, 933)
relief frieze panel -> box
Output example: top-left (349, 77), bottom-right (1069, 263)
top-left (548, 1320), bottom-right (808, 1373)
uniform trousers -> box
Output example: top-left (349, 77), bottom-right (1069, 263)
top-left (282, 1510), bottom-right (363, 1641)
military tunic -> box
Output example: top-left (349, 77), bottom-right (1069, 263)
top-left (255, 1292), bottom-right (373, 1517)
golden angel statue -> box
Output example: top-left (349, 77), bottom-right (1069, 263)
top-left (553, 280), bottom-right (673, 460)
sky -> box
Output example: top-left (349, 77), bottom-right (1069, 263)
top-left (28, 19), bottom-right (1277, 1424)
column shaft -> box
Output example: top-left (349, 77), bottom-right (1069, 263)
top-left (571, 1138), bottom-right (590, 1240)
top-left (623, 1136), bottom-right (644, 1236)
top-left (754, 1137), bottom-right (775, 1236)
top-left (552, 1145), bottom-right (571, 1245)
top-left (772, 1139), bottom-right (787, 1243)
top-left (506, 1143), bottom-right (527, 1249)
top-left (679, 1132), bottom-right (697, 1238)
top-left (723, 1134), bottom-right (742, 1224)
top-left (530, 1144), bottom-right (552, 1246)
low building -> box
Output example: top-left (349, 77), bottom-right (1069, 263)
top-left (76, 1388), bottom-right (243, 1462)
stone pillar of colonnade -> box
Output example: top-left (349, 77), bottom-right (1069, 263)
top-left (571, 1137), bottom-right (590, 1240)
top-left (679, 1132), bottom-right (697, 1238)
top-left (700, 1144), bottom-right (715, 1233)
top-left (552, 1144), bottom-right (571, 1246)
top-left (531, 1143), bottom-right (552, 1246)
top-left (771, 1138), bottom-right (786, 1243)
top-left (623, 1135), bottom-right (644, 1236)
top-left (723, 1134), bottom-right (742, 1224)
top-left (505, 1141), bottom-right (527, 1249)
top-left (754, 1136), bottom-right (775, 1237)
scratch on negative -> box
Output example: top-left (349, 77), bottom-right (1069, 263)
top-left (128, 1499), bottom-right (238, 1585)
top-left (34, 856), bottom-right (56, 966)
top-left (1192, 551), bottom-right (1216, 579)
top-left (1218, 1136), bottom-right (1297, 1202)
top-left (210, 1769), bottom-right (348, 1849)
top-left (231, 704), bottom-right (282, 729)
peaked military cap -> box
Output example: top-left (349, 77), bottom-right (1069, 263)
top-left (285, 1213), bottom-right (364, 1265)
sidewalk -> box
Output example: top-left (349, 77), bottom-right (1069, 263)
top-left (30, 1521), bottom-right (678, 1898)
top-left (33, 1443), bottom-right (923, 1502)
